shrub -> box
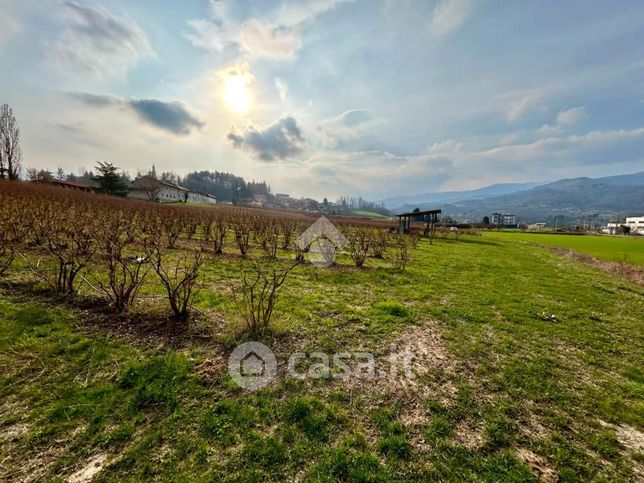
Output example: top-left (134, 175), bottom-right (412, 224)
top-left (345, 227), bottom-right (372, 268)
top-left (232, 258), bottom-right (300, 335)
top-left (145, 233), bottom-right (205, 322)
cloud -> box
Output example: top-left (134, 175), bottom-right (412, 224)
top-left (51, 121), bottom-right (107, 148)
top-left (69, 93), bottom-right (204, 135)
top-left (228, 115), bottom-right (305, 161)
top-left (184, 19), bottom-right (228, 52)
top-left (473, 127), bottom-right (644, 167)
top-left (428, 139), bottom-right (465, 154)
top-left (46, 1), bottom-right (154, 77)
top-left (537, 106), bottom-right (586, 135)
top-left (430, 0), bottom-right (476, 36)
top-left (307, 127), bottom-right (644, 197)
top-left (275, 78), bottom-right (289, 101)
top-left (237, 19), bottom-right (302, 60)
top-left (536, 123), bottom-right (562, 136)
top-left (506, 96), bottom-right (546, 122)
top-left (316, 109), bottom-right (386, 148)
top-left (128, 100), bottom-right (205, 135)
top-left (185, 0), bottom-right (348, 59)
top-left (0, 11), bottom-right (20, 52)
top-left (556, 106), bottom-right (586, 125)
top-left (69, 92), bottom-right (120, 107)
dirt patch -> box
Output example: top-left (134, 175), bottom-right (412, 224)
top-left (68, 453), bottom-right (109, 483)
top-left (338, 321), bottom-right (469, 450)
top-left (515, 447), bottom-right (558, 483)
top-left (0, 422), bottom-right (30, 443)
top-left (193, 356), bottom-right (227, 384)
top-left (453, 420), bottom-right (485, 450)
top-left (550, 247), bottom-right (644, 286)
top-left (378, 320), bottom-right (459, 392)
top-left (616, 424), bottom-right (644, 453)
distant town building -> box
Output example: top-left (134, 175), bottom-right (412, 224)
top-left (602, 217), bottom-right (644, 235)
top-left (490, 212), bottom-right (518, 226)
top-left (602, 222), bottom-right (621, 235)
top-left (527, 222), bottom-right (547, 230)
top-left (625, 216), bottom-right (644, 235)
top-left (275, 193), bottom-right (294, 208)
top-left (128, 176), bottom-right (216, 204)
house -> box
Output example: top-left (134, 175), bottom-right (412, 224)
top-left (602, 222), bottom-right (621, 235)
top-left (625, 216), bottom-right (644, 235)
top-left (602, 217), bottom-right (644, 235)
top-left (527, 222), bottom-right (547, 230)
top-left (127, 176), bottom-right (216, 204)
top-left (490, 212), bottom-right (518, 227)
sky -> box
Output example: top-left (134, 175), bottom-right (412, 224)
top-left (1, 0), bottom-right (643, 200)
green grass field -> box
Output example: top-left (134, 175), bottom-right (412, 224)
top-left (1, 235), bottom-right (643, 481)
top-left (346, 210), bottom-right (392, 219)
top-left (486, 231), bottom-right (644, 266)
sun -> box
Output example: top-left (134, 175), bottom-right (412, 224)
top-left (224, 75), bottom-right (252, 113)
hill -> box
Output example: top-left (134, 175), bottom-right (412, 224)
top-left (382, 181), bottom-right (543, 210)
top-left (397, 172), bottom-right (644, 224)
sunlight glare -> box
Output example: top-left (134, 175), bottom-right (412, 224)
top-left (224, 75), bottom-right (252, 113)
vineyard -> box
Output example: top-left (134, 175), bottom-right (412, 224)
top-left (0, 181), bottom-right (420, 328)
top-left (1, 180), bottom-right (642, 481)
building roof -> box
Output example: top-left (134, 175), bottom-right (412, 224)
top-left (131, 176), bottom-right (216, 200)
top-left (397, 209), bottom-right (442, 217)
top-left (50, 179), bottom-right (93, 190)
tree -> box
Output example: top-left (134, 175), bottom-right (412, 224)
top-left (483, 216), bottom-right (490, 225)
top-left (92, 162), bottom-right (129, 196)
top-left (0, 104), bottom-right (22, 180)
top-left (160, 171), bottom-right (178, 183)
top-left (26, 168), bottom-right (54, 182)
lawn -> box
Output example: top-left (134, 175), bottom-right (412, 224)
top-left (485, 231), bottom-right (644, 266)
top-left (1, 234), bottom-right (643, 481)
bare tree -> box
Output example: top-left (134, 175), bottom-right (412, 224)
top-left (391, 235), bottom-right (411, 271)
top-left (232, 258), bottom-right (300, 335)
top-left (234, 222), bottom-right (251, 257)
top-left (205, 215), bottom-right (228, 255)
top-left (345, 227), bottom-right (372, 268)
top-left (0, 211), bottom-right (16, 276)
top-left (371, 229), bottom-right (389, 258)
top-left (26, 168), bottom-right (53, 182)
top-left (0, 104), bottom-right (22, 180)
top-left (144, 233), bottom-right (204, 322)
top-left (92, 216), bottom-right (150, 313)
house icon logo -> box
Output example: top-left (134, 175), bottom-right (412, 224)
top-left (228, 342), bottom-right (277, 391)
top-left (297, 216), bottom-right (348, 268)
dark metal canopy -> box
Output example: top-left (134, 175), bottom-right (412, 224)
top-left (397, 209), bottom-right (442, 236)
top-left (397, 209), bottom-right (442, 218)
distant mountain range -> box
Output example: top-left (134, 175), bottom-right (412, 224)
top-left (381, 181), bottom-right (544, 210)
top-left (386, 171), bottom-right (644, 224)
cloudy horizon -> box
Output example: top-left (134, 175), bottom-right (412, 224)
top-left (1, 0), bottom-right (643, 200)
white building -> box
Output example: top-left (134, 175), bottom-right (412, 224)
top-left (490, 212), bottom-right (518, 226)
top-left (128, 176), bottom-right (216, 205)
top-left (602, 222), bottom-right (620, 235)
top-left (527, 222), bottom-right (547, 230)
top-left (602, 217), bottom-right (644, 235)
top-left (625, 216), bottom-right (644, 235)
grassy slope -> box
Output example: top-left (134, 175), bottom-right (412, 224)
top-left (346, 210), bottom-right (391, 219)
top-left (486, 231), bottom-right (644, 266)
top-left (0, 235), bottom-right (643, 481)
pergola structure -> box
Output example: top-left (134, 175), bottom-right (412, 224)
top-left (397, 209), bottom-right (442, 236)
